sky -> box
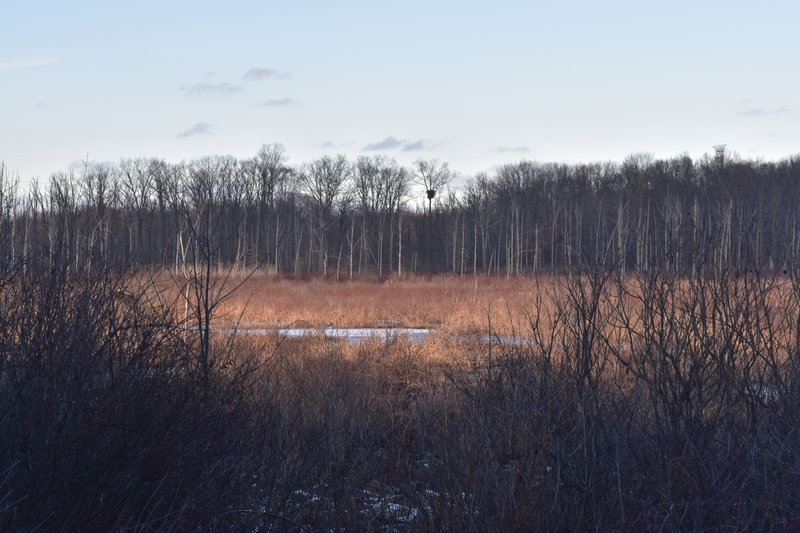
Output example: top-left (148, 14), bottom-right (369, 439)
top-left (2, 0), bottom-right (798, 185)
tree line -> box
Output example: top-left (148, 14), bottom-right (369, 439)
top-left (1, 146), bottom-right (799, 276)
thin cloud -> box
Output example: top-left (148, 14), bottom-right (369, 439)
top-left (176, 122), bottom-right (215, 138)
top-left (242, 68), bottom-right (290, 81)
top-left (0, 57), bottom-right (59, 72)
top-left (180, 81), bottom-right (242, 96)
top-left (35, 101), bottom-right (65, 110)
top-left (495, 145), bottom-right (533, 153)
top-left (317, 141), bottom-right (354, 149)
top-left (362, 136), bottom-right (431, 151)
top-left (254, 98), bottom-right (301, 107)
top-left (401, 140), bottom-right (430, 152)
top-left (737, 106), bottom-right (789, 117)
top-left (363, 136), bottom-right (406, 151)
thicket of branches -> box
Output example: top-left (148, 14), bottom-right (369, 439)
top-left (2, 147), bottom-right (799, 276)
top-left (3, 261), bottom-right (800, 530)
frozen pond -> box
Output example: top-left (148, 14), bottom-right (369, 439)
top-left (234, 327), bottom-right (434, 344)
top-left (230, 326), bottom-right (536, 346)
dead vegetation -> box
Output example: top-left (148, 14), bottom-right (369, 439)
top-left (3, 266), bottom-right (800, 531)
top-left (212, 272), bottom-right (558, 336)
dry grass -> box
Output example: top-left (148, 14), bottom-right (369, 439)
top-left (212, 272), bottom-right (562, 335)
top-left (140, 269), bottom-right (800, 372)
top-left (118, 269), bottom-right (800, 372)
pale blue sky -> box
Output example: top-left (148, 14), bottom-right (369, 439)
top-left (2, 0), bottom-right (798, 183)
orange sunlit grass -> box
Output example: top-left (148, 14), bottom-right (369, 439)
top-left (214, 273), bottom-right (563, 336)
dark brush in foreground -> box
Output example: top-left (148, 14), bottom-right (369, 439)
top-left (2, 266), bottom-right (800, 531)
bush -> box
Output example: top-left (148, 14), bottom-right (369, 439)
top-left (3, 267), bottom-right (800, 531)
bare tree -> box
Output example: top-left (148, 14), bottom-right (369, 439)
top-left (383, 161), bottom-right (411, 275)
top-left (298, 155), bottom-right (351, 275)
top-left (412, 159), bottom-right (452, 272)
top-left (351, 156), bottom-right (410, 275)
top-left (174, 156), bottom-right (254, 380)
top-left (0, 163), bottom-right (19, 273)
top-left (413, 158), bottom-right (452, 216)
top-left (246, 144), bottom-right (292, 269)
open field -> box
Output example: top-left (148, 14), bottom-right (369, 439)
top-left (204, 271), bottom-right (800, 366)
top-left (213, 273), bottom-right (555, 335)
